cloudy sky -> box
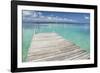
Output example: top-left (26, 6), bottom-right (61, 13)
top-left (22, 10), bottom-right (90, 23)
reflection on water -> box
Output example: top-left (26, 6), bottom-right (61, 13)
top-left (22, 23), bottom-right (90, 62)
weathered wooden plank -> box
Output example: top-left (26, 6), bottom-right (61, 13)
top-left (27, 33), bottom-right (89, 62)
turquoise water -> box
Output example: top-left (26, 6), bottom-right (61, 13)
top-left (22, 23), bottom-right (90, 62)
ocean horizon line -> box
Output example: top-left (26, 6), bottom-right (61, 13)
top-left (23, 21), bottom-right (90, 24)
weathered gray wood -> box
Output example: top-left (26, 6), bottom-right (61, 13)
top-left (27, 33), bottom-right (89, 62)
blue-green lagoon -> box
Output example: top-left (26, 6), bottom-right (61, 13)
top-left (22, 23), bottom-right (90, 62)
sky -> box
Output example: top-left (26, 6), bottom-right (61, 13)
top-left (22, 10), bottom-right (90, 23)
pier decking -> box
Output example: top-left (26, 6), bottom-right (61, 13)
top-left (27, 33), bottom-right (89, 62)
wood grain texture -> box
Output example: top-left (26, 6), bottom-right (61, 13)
top-left (27, 33), bottom-right (89, 62)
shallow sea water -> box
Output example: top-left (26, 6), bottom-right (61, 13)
top-left (22, 23), bottom-right (90, 62)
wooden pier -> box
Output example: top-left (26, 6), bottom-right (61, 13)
top-left (27, 33), bottom-right (89, 62)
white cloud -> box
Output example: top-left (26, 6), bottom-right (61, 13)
top-left (84, 16), bottom-right (89, 20)
top-left (31, 11), bottom-right (38, 17)
top-left (23, 11), bottom-right (32, 16)
top-left (23, 11), bottom-right (77, 23)
top-left (23, 11), bottom-right (39, 18)
top-left (38, 12), bottom-right (42, 16)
